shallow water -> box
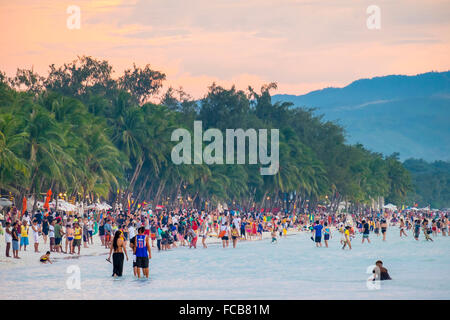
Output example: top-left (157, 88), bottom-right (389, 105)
top-left (1, 231), bottom-right (449, 299)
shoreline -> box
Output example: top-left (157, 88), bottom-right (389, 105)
top-left (0, 228), bottom-right (303, 271)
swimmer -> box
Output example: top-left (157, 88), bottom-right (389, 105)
top-left (373, 260), bottom-right (391, 281)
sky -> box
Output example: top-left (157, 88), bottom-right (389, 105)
top-left (1, 0), bottom-right (449, 99)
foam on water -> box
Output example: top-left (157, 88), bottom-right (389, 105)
top-left (1, 231), bottom-right (449, 299)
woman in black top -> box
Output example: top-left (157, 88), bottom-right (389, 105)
top-left (42, 217), bottom-right (49, 245)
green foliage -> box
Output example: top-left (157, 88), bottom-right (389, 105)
top-left (404, 159), bottom-right (450, 209)
top-left (0, 56), bottom-right (414, 211)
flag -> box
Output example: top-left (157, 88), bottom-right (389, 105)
top-left (43, 189), bottom-right (52, 210)
top-left (127, 194), bottom-right (131, 215)
top-left (22, 197), bottom-right (27, 215)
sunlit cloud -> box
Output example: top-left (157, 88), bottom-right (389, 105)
top-left (0, 0), bottom-right (449, 98)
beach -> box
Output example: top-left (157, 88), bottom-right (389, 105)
top-left (1, 228), bottom-right (449, 300)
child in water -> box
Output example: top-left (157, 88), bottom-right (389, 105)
top-left (40, 251), bottom-right (53, 264)
top-left (271, 228), bottom-right (277, 243)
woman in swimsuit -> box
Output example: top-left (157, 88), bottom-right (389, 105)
top-left (380, 219), bottom-right (387, 241)
top-left (399, 218), bottom-right (407, 237)
top-left (231, 224), bottom-right (239, 248)
top-left (323, 222), bottom-right (331, 248)
top-left (66, 224), bottom-right (74, 254)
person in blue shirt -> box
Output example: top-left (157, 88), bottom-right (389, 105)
top-left (313, 220), bottom-right (323, 247)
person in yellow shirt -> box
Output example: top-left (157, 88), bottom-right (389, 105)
top-left (73, 222), bottom-right (82, 255)
top-left (341, 226), bottom-right (352, 250)
top-left (20, 221), bottom-right (29, 251)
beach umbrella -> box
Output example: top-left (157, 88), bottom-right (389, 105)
top-left (0, 198), bottom-right (13, 207)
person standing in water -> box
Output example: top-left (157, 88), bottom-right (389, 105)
top-left (361, 220), bottom-right (371, 244)
top-left (135, 226), bottom-right (151, 279)
top-left (422, 220), bottom-right (433, 241)
top-left (312, 220), bottom-right (323, 247)
top-left (413, 219), bottom-right (421, 241)
top-left (129, 231), bottom-right (138, 277)
top-left (323, 222), bottom-right (331, 248)
top-left (220, 222), bottom-right (231, 248)
top-left (380, 219), bottom-right (387, 241)
top-left (108, 230), bottom-right (128, 277)
top-left (271, 228), bottom-right (277, 243)
top-left (231, 224), bottom-right (239, 248)
top-left (200, 221), bottom-right (209, 248)
top-left (399, 218), bottom-right (407, 237)
top-left (441, 216), bottom-right (448, 236)
top-left (342, 226), bottom-right (352, 250)
top-left (374, 219), bottom-right (380, 237)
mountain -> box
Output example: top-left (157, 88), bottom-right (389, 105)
top-left (272, 71), bottom-right (450, 161)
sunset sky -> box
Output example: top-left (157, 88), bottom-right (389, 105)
top-left (1, 0), bottom-right (449, 98)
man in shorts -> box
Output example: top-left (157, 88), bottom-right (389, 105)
top-left (312, 220), bottom-right (323, 247)
top-left (135, 226), bottom-right (152, 278)
top-left (54, 219), bottom-right (64, 253)
top-left (73, 222), bottom-right (82, 254)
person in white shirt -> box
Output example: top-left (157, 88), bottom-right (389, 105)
top-left (128, 223), bottom-right (136, 240)
top-left (48, 220), bottom-right (55, 252)
top-left (31, 220), bottom-right (40, 253)
top-left (5, 222), bottom-right (12, 257)
top-left (233, 216), bottom-right (241, 230)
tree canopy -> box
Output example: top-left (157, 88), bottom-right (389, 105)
top-left (0, 56), bottom-right (415, 212)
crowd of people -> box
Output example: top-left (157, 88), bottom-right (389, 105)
top-left (0, 205), bottom-right (448, 279)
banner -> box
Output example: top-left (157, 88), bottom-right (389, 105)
top-left (22, 196), bottom-right (27, 216)
top-left (43, 189), bottom-right (52, 210)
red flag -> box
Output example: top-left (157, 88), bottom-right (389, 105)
top-left (43, 189), bottom-right (52, 210)
top-left (127, 194), bottom-right (131, 215)
top-left (22, 197), bottom-right (27, 215)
